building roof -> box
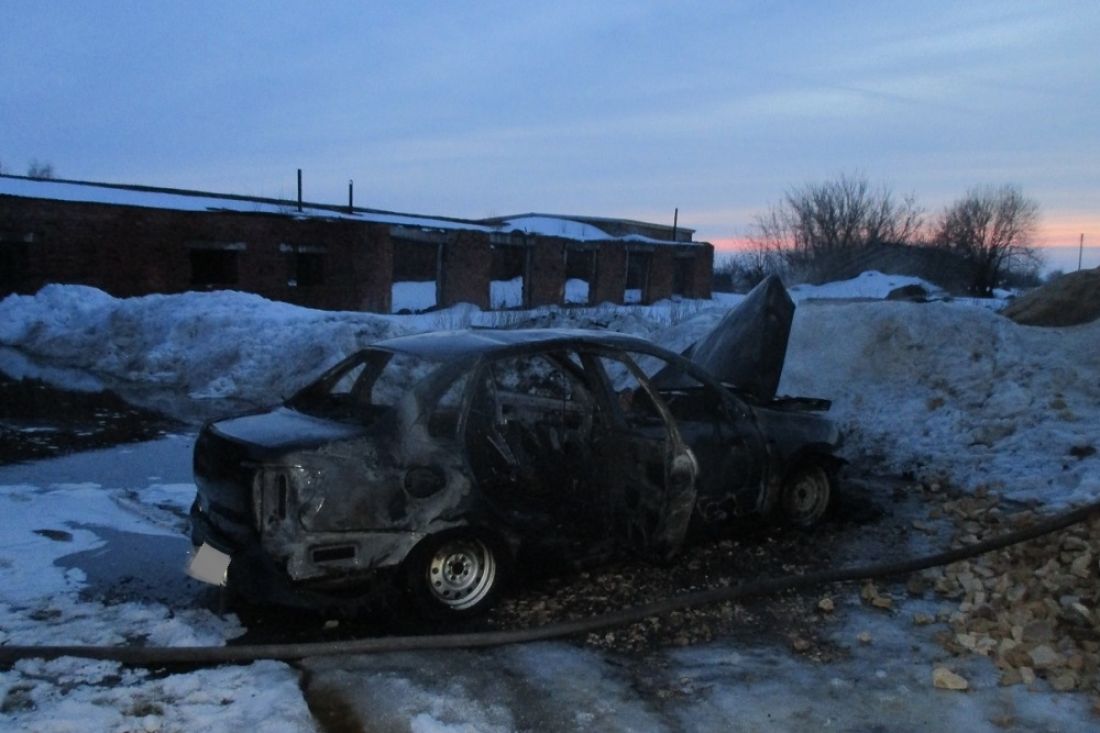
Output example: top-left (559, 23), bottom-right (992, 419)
top-left (481, 212), bottom-right (694, 242)
top-left (0, 174), bottom-right (699, 245)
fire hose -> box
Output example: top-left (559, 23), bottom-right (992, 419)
top-left (1, 498), bottom-right (1097, 667)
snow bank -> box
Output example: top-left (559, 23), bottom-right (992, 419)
top-left (789, 270), bottom-right (941, 300)
top-left (0, 284), bottom-right (404, 404)
top-left (781, 301), bottom-right (1100, 504)
top-left (0, 285), bottom-right (722, 408)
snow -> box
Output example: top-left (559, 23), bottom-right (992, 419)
top-left (780, 300), bottom-right (1100, 504)
top-left (564, 278), bottom-right (590, 304)
top-left (0, 177), bottom-right (684, 244)
top-left (490, 276), bottom-right (524, 309)
top-left (0, 175), bottom-right (489, 234)
top-left (788, 270), bottom-right (942, 300)
top-left (500, 215), bottom-right (613, 240)
top-left (1, 269), bottom-right (1097, 728)
top-left (1, 657), bottom-right (315, 733)
top-left (0, 436), bottom-right (317, 732)
top-left (392, 280), bottom-right (437, 313)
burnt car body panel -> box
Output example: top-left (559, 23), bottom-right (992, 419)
top-left (188, 278), bottom-right (841, 611)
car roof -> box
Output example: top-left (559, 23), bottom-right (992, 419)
top-left (371, 328), bottom-right (667, 360)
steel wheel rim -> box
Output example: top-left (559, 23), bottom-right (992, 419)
top-left (427, 538), bottom-right (496, 610)
top-left (785, 468), bottom-right (830, 524)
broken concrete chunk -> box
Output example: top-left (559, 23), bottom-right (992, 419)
top-left (933, 667), bottom-right (969, 691)
top-left (1027, 644), bottom-right (1063, 670)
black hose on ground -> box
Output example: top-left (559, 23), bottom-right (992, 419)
top-left (2, 498), bottom-right (1097, 667)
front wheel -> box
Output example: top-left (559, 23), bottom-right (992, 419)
top-left (405, 533), bottom-right (505, 619)
top-left (780, 463), bottom-right (833, 529)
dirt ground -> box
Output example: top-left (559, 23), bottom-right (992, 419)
top-left (0, 373), bottom-right (181, 464)
top-left (1002, 268), bottom-right (1100, 327)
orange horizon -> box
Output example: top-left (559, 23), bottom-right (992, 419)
top-left (708, 224), bottom-right (1096, 253)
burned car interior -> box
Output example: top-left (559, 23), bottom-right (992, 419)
top-left (187, 276), bottom-right (843, 619)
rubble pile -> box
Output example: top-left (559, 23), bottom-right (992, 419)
top-left (920, 489), bottom-right (1100, 694)
top-left (1001, 267), bottom-right (1100, 327)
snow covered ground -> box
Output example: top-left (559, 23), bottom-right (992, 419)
top-left (1, 270), bottom-right (1098, 729)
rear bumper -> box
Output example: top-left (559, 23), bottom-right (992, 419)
top-left (188, 500), bottom-right (420, 613)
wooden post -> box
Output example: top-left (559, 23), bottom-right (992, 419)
top-left (297, 169), bottom-right (303, 212)
top-left (1079, 233), bottom-right (1085, 272)
top-left (671, 208), bottom-right (679, 242)
top-left (348, 179), bottom-right (354, 214)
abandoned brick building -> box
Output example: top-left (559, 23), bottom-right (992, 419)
top-left (0, 174), bottom-right (713, 313)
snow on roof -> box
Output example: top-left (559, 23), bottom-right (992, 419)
top-left (0, 174), bottom-right (493, 233)
top-left (0, 175), bottom-right (693, 243)
top-left (488, 212), bottom-right (693, 243)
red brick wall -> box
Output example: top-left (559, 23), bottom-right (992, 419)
top-left (1, 194), bottom-right (715, 311)
top-left (648, 247), bottom-right (674, 303)
top-left (592, 241), bottom-right (627, 304)
top-left (0, 196), bottom-right (392, 311)
top-left (527, 236), bottom-right (566, 307)
top-left (689, 244), bottom-right (714, 299)
top-left (440, 231), bottom-right (490, 308)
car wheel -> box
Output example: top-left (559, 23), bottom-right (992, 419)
top-left (780, 463), bottom-right (833, 529)
top-left (406, 533), bottom-right (504, 618)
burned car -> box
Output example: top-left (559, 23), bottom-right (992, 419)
top-left (187, 277), bottom-right (841, 618)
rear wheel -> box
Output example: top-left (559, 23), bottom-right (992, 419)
top-left (780, 463), bottom-right (833, 529)
top-left (406, 532), bottom-right (505, 619)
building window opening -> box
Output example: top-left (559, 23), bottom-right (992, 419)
top-left (625, 251), bottom-right (651, 304)
top-left (189, 249), bottom-right (239, 286)
top-left (0, 233), bottom-right (33, 288)
top-left (564, 248), bottom-right (595, 305)
top-left (490, 244), bottom-right (527, 310)
top-left (284, 244), bottom-right (326, 288)
top-left (391, 239), bottom-right (439, 313)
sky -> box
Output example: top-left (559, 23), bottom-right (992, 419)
top-left (2, 1), bottom-right (1097, 267)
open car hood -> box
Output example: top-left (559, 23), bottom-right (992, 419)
top-left (686, 275), bottom-right (795, 402)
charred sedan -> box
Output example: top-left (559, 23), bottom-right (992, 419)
top-left (187, 277), bottom-right (841, 618)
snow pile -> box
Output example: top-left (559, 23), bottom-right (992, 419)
top-left (0, 284), bottom-right (721, 409)
top-left (0, 284), bottom-right (405, 404)
top-left (788, 270), bottom-right (941, 300)
top-left (781, 300), bottom-right (1100, 504)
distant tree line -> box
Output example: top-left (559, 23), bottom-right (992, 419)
top-left (716, 174), bottom-right (1042, 296)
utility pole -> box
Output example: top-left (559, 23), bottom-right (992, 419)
top-left (671, 208), bottom-right (679, 242)
top-left (1079, 233), bottom-right (1085, 272)
top-left (297, 168), bottom-right (303, 212)
top-left (348, 179), bottom-right (354, 214)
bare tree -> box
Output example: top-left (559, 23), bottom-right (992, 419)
top-left (26, 160), bottom-right (55, 179)
top-left (750, 174), bottom-right (924, 283)
top-left (934, 184), bottom-right (1039, 296)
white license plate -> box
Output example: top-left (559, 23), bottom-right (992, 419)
top-left (186, 543), bottom-right (231, 586)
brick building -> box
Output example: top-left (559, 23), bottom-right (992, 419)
top-left (0, 175), bottom-right (713, 312)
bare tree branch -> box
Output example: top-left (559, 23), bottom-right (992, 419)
top-left (934, 184), bottom-right (1039, 295)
